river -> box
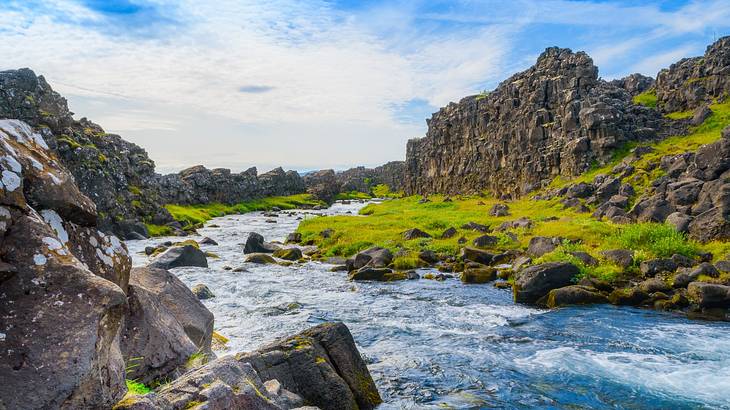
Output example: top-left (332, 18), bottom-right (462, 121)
top-left (126, 201), bottom-right (730, 409)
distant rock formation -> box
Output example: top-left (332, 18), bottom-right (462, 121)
top-left (335, 161), bottom-right (405, 194)
top-left (404, 47), bottom-right (666, 198)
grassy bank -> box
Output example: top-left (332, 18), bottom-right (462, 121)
top-left (146, 194), bottom-right (324, 235)
top-left (298, 100), bottom-right (730, 283)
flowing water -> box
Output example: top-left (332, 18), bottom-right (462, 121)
top-left (126, 201), bottom-right (730, 409)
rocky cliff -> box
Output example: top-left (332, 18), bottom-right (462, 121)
top-left (335, 161), bottom-right (405, 194)
top-left (404, 47), bottom-right (667, 198)
top-left (0, 69), bottom-right (173, 239)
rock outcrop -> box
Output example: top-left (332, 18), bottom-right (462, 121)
top-left (404, 47), bottom-right (665, 198)
top-left (0, 119), bottom-right (130, 408)
top-left (0, 69), bottom-right (173, 239)
top-left (335, 161), bottom-right (405, 194)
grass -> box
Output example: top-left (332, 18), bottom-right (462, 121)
top-left (335, 191), bottom-right (372, 200)
top-left (606, 223), bottom-right (699, 258)
top-left (125, 379), bottom-right (151, 396)
top-left (632, 89), bottom-right (657, 108)
top-left (372, 184), bottom-right (402, 198)
top-left (165, 194), bottom-right (323, 229)
top-left (145, 223), bottom-right (174, 237)
top-left (665, 110), bottom-right (694, 120)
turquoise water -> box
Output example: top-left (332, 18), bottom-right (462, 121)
top-left (127, 201), bottom-right (730, 409)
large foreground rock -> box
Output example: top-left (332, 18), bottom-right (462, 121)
top-left (0, 120), bottom-right (129, 408)
top-left (513, 262), bottom-right (580, 304)
top-left (119, 323), bottom-right (381, 410)
top-left (121, 267), bottom-right (215, 384)
top-left (148, 244), bottom-right (208, 269)
top-left (687, 282), bottom-right (730, 308)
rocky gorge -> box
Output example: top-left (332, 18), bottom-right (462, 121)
top-left (2, 30), bottom-right (730, 410)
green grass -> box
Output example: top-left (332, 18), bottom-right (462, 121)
top-left (165, 194), bottom-right (324, 228)
top-left (632, 89), bottom-right (657, 108)
top-left (335, 191), bottom-right (371, 200)
top-left (145, 223), bottom-right (174, 237)
top-left (125, 379), bottom-right (151, 396)
top-left (372, 184), bottom-right (402, 198)
top-left (606, 223), bottom-right (699, 258)
top-left (665, 110), bottom-right (694, 120)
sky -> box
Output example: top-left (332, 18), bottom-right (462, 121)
top-left (0, 1), bottom-right (729, 174)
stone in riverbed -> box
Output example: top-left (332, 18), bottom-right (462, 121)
top-left (687, 282), bottom-right (730, 308)
top-left (200, 236), bottom-right (218, 245)
top-left (286, 232), bottom-right (302, 243)
top-left (546, 285), bottom-right (608, 308)
top-left (192, 283), bottom-right (216, 300)
top-left (243, 232), bottom-right (279, 254)
top-left (148, 244), bottom-right (208, 269)
top-left (461, 268), bottom-right (497, 284)
top-left (513, 262), bottom-right (579, 304)
top-left (273, 247), bottom-right (304, 261)
top-left (608, 287), bottom-right (650, 306)
top-left (349, 267), bottom-right (407, 281)
top-left (348, 247), bottom-right (393, 270)
top-left (245, 253), bottom-right (277, 264)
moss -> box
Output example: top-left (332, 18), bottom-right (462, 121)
top-left (57, 136), bottom-right (81, 150)
top-left (125, 379), bottom-right (151, 396)
top-left (372, 184), bottom-right (401, 198)
top-left (174, 239), bottom-right (200, 249)
top-left (131, 200), bottom-right (142, 209)
top-left (129, 185), bottom-right (142, 196)
top-left (185, 350), bottom-right (208, 370)
top-left (665, 110), bottom-right (694, 120)
top-left (335, 191), bottom-right (371, 200)
top-left (98, 153), bottom-right (108, 162)
top-left (356, 370), bottom-right (383, 406)
top-left (205, 251), bottom-right (220, 259)
top-left (632, 89), bottom-right (657, 108)
top-left (315, 356), bottom-right (327, 364)
top-left (145, 223), bottom-right (173, 237)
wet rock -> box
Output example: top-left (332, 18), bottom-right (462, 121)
top-left (546, 285), bottom-right (608, 308)
top-left (349, 267), bottom-right (405, 282)
top-left (273, 247), bottom-right (304, 261)
top-left (245, 253), bottom-right (277, 264)
top-left (687, 282), bottom-right (730, 308)
top-left (402, 228), bottom-right (432, 240)
top-left (638, 277), bottom-right (672, 294)
top-left (640, 258), bottom-right (678, 277)
top-left (148, 244), bottom-right (208, 269)
top-left (122, 267), bottom-right (214, 384)
top-left (513, 262), bottom-right (579, 304)
top-left (608, 287), bottom-right (650, 306)
top-left (489, 203), bottom-right (510, 217)
top-left (350, 247), bottom-right (393, 270)
top-left (461, 221), bottom-right (490, 232)
top-left (600, 249), bottom-right (634, 268)
top-left (418, 250), bottom-right (438, 264)
top-left (673, 262), bottom-right (719, 288)
top-left (200, 236), bottom-right (218, 245)
top-left (527, 236), bottom-right (563, 257)
top-left (459, 247), bottom-right (494, 265)
top-left (244, 232), bottom-right (280, 254)
top-left (461, 268), bottom-right (497, 284)
top-left (192, 283), bottom-right (216, 300)
top-left (286, 232), bottom-right (302, 243)
top-left (440, 227), bottom-right (458, 239)
top-left (577, 277), bottom-right (613, 292)
top-left (473, 235), bottom-right (499, 248)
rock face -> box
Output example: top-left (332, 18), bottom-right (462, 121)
top-left (656, 36), bottom-right (730, 113)
top-left (404, 47), bottom-right (663, 198)
top-left (0, 119), bottom-right (130, 408)
top-left (0, 69), bottom-right (173, 239)
top-left (335, 161), bottom-right (406, 194)
top-left (121, 267), bottom-right (215, 384)
top-left (303, 169), bottom-right (340, 203)
top-left (119, 322), bottom-right (381, 410)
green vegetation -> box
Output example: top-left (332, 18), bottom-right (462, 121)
top-left (606, 223), bottom-right (698, 259)
top-left (665, 110), bottom-right (694, 120)
top-left (632, 89), bottom-right (657, 108)
top-left (371, 183), bottom-right (401, 198)
top-left (164, 194), bottom-right (323, 230)
top-left (475, 89), bottom-right (491, 101)
top-left (125, 379), bottom-right (151, 396)
top-left (145, 223), bottom-right (173, 237)
top-left (335, 191), bottom-right (371, 200)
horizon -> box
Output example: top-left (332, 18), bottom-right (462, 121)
top-left (1, 0), bottom-right (729, 174)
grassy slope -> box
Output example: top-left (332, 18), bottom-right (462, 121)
top-left (146, 194), bottom-right (324, 235)
top-left (298, 100), bottom-right (730, 282)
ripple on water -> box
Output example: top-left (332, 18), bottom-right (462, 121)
top-left (126, 203), bottom-right (730, 409)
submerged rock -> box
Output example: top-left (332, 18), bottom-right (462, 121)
top-left (245, 253), bottom-right (277, 264)
top-left (273, 247), bottom-right (304, 261)
top-left (192, 283), bottom-right (216, 300)
top-left (349, 267), bottom-right (406, 281)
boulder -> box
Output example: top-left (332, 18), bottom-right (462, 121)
top-left (673, 262), bottom-right (719, 288)
top-left (638, 277), bottom-right (671, 294)
top-left (461, 221), bottom-right (490, 232)
top-left (349, 267), bottom-right (406, 281)
top-left (148, 244), bottom-right (208, 269)
top-left (245, 253), bottom-right (277, 264)
top-left (402, 228), bottom-right (431, 240)
top-left (473, 235), bottom-right (499, 248)
top-left (459, 247), bottom-right (494, 265)
top-left (527, 236), bottom-right (562, 257)
top-left (608, 287), bottom-right (650, 306)
top-left (639, 258), bottom-right (678, 277)
top-left (600, 249), bottom-right (634, 268)
top-left (691, 105), bottom-right (712, 126)
top-left (688, 206), bottom-right (730, 242)
top-left (200, 236), bottom-right (218, 245)
top-left (192, 283), bottom-right (216, 300)
top-left (489, 203), bottom-right (510, 217)
top-left (569, 251), bottom-right (598, 266)
top-left (286, 232), bottom-right (302, 243)
top-left (244, 232), bottom-right (279, 254)
top-left (546, 285), bottom-right (608, 308)
top-left (577, 277), bottom-right (614, 292)
top-left (566, 182), bottom-right (594, 198)
top-left (512, 255), bottom-right (532, 270)
top-left (122, 267), bottom-right (214, 384)
top-left (350, 247), bottom-right (393, 270)
top-left (513, 262), bottom-right (579, 304)
top-left (273, 247), bottom-right (304, 261)
top-left (440, 227), bottom-right (458, 239)
top-left (666, 212), bottom-right (693, 233)
top-left (418, 250), bottom-right (439, 264)
top-left (237, 322), bottom-right (382, 410)
top-left (461, 268), bottom-right (497, 284)
top-left (687, 282), bottom-right (730, 308)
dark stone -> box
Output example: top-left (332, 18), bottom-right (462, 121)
top-left (461, 268), bottom-right (497, 284)
top-left (666, 212), bottom-right (693, 233)
top-left (640, 258), bottom-right (678, 277)
top-left (273, 247), bottom-right (304, 261)
top-left (200, 236), bottom-right (218, 245)
top-left (601, 249), bottom-right (634, 268)
top-left (245, 253), bottom-right (277, 264)
top-left (673, 263), bottom-right (719, 288)
top-left (286, 232), bottom-right (302, 243)
top-left (148, 244), bottom-right (208, 269)
top-left (440, 227), bottom-right (458, 239)
top-left (461, 221), bottom-right (491, 232)
top-left (546, 285), bottom-right (608, 308)
top-left (402, 228), bottom-right (432, 240)
top-left (527, 236), bottom-right (562, 257)
top-left (459, 247), bottom-right (494, 265)
top-left (418, 250), bottom-right (439, 264)
top-left (489, 203), bottom-right (510, 217)
top-left (192, 283), bottom-right (216, 300)
top-left (350, 247), bottom-right (394, 270)
top-left (349, 267), bottom-right (405, 281)
top-left (244, 232), bottom-right (279, 254)
top-left (608, 287), bottom-right (650, 306)
top-left (473, 235), bottom-right (499, 248)
top-left (688, 282), bottom-right (730, 308)
top-left (513, 262), bottom-right (579, 304)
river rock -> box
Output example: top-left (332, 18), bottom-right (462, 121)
top-left (148, 244), bottom-right (208, 269)
top-left (349, 267), bottom-right (406, 281)
top-left (192, 283), bottom-right (216, 299)
top-left (349, 247), bottom-right (393, 270)
top-left (245, 253), bottom-right (277, 264)
top-left (513, 262), bottom-right (579, 304)
top-left (244, 232), bottom-right (279, 254)
top-left (638, 277), bottom-right (672, 294)
top-left (273, 247), bottom-right (304, 261)
top-left (459, 247), bottom-right (494, 265)
top-left (461, 268), bottom-right (497, 284)
top-left (286, 232), bottom-right (302, 243)
top-left (546, 285), bottom-right (608, 308)
top-left (687, 282), bottom-right (730, 308)
top-left (608, 287), bottom-right (650, 306)
top-left (122, 267), bottom-right (214, 384)
top-left (200, 236), bottom-right (218, 245)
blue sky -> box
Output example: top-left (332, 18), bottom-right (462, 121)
top-left (0, 0), bottom-right (728, 173)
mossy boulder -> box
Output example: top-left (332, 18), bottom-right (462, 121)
top-left (192, 284), bottom-right (215, 300)
top-left (461, 268), bottom-right (497, 284)
top-left (459, 247), bottom-right (494, 265)
top-left (349, 267), bottom-right (407, 281)
top-left (608, 287), bottom-right (650, 306)
top-left (273, 247), bottom-right (304, 261)
top-left (245, 253), bottom-right (277, 264)
top-left (546, 285), bottom-right (608, 308)
top-left (687, 282), bottom-right (730, 308)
